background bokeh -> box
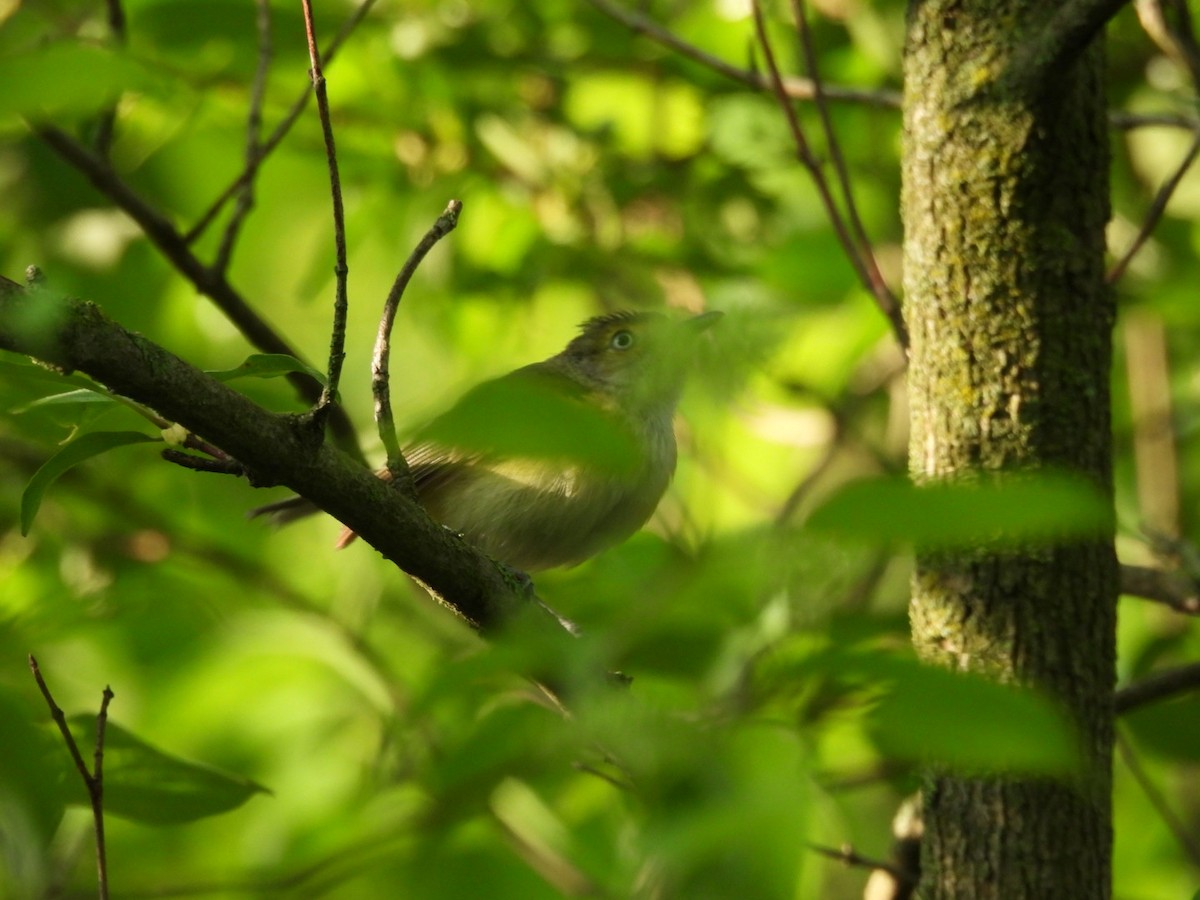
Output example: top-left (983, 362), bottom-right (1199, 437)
top-left (1, 1), bottom-right (1197, 897)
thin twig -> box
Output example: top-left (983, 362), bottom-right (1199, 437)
top-left (213, 0), bottom-right (272, 275)
top-left (93, 686), bottom-right (114, 900)
top-left (580, 0), bottom-right (1194, 136)
top-left (29, 655), bottom-right (113, 900)
top-left (161, 448), bottom-right (246, 476)
top-left (186, 0), bottom-right (379, 244)
top-left (1116, 730), bottom-right (1200, 869)
top-left (579, 0), bottom-right (900, 107)
top-left (1109, 110), bottom-right (1200, 130)
top-left (1108, 126), bottom-right (1200, 284)
top-left (373, 200), bottom-right (463, 480)
top-left (301, 0), bottom-right (351, 422)
top-left (93, 0), bottom-right (127, 158)
top-left (1119, 562), bottom-right (1200, 614)
top-left (750, 1), bottom-right (908, 349)
top-left (806, 841), bottom-right (915, 885)
top-left (32, 125), bottom-right (364, 461)
top-left (1116, 662), bottom-right (1200, 714)
top-left (791, 0), bottom-right (897, 318)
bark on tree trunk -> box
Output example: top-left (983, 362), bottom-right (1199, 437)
top-left (901, 2), bottom-right (1117, 897)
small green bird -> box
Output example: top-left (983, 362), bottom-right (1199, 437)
top-left (254, 309), bottom-right (720, 571)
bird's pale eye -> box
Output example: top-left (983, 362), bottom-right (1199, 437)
top-left (610, 329), bottom-right (635, 350)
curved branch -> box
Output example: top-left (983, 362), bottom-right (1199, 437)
top-left (374, 200), bottom-right (462, 478)
top-left (0, 280), bottom-right (541, 634)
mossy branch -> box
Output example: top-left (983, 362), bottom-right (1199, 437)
top-left (0, 279), bottom-right (536, 633)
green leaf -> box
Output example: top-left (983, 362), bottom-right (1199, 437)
top-left (807, 472), bottom-right (1111, 548)
top-left (15, 389), bottom-right (118, 413)
top-left (764, 649), bottom-right (1079, 775)
top-left (21, 431), bottom-right (159, 534)
top-left (866, 659), bottom-right (1079, 775)
top-left (63, 715), bottom-right (269, 824)
top-left (416, 367), bottom-right (641, 475)
top-left (207, 353), bottom-right (327, 386)
top-left (0, 358), bottom-right (99, 391)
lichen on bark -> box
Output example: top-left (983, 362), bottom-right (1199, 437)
top-left (902, 2), bottom-right (1117, 897)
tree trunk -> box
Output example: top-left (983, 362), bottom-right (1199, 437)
top-left (901, 2), bottom-right (1117, 897)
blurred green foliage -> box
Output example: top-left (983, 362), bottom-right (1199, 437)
top-left (0, 0), bottom-right (1197, 898)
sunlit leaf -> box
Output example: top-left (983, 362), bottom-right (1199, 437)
top-left (63, 715), bottom-right (269, 824)
top-left (415, 368), bottom-right (641, 474)
top-left (759, 648), bottom-right (1078, 775)
top-left (807, 473), bottom-right (1111, 548)
top-left (868, 661), bottom-right (1079, 775)
top-left (21, 431), bottom-right (158, 534)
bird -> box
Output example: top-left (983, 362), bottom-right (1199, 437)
top-left (252, 309), bottom-right (720, 572)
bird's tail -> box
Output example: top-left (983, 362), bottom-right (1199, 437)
top-left (249, 495), bottom-right (361, 549)
top-left (247, 495), bottom-right (318, 526)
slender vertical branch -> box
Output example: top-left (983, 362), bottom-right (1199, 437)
top-left (214, 0), bottom-right (273, 275)
top-left (92, 686), bottom-right (114, 900)
top-left (373, 200), bottom-right (463, 481)
top-left (29, 655), bottom-right (114, 900)
top-left (750, 0), bottom-right (908, 349)
top-left (300, 0), bottom-right (351, 422)
top-left (94, 0), bottom-right (127, 158)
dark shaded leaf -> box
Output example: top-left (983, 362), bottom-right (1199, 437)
top-left (65, 715), bottom-right (269, 824)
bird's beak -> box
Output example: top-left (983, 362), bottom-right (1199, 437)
top-left (685, 310), bottom-right (723, 333)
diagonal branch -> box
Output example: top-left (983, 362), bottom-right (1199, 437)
top-left (1108, 127), bottom-right (1200, 284)
top-left (0, 280), bottom-right (543, 634)
top-left (187, 0), bottom-right (380, 243)
top-left (1116, 731), bottom-right (1200, 868)
top-left (790, 0), bottom-right (901, 339)
top-left (579, 0), bottom-right (901, 108)
top-left (213, 0), bottom-right (273, 275)
top-left (750, 1), bottom-right (908, 349)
